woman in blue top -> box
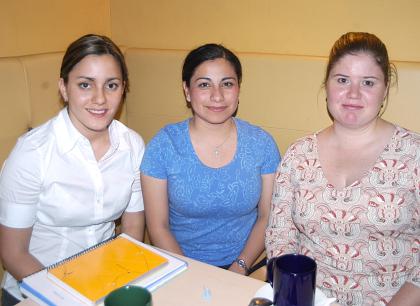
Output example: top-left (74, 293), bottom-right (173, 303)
top-left (140, 44), bottom-right (280, 275)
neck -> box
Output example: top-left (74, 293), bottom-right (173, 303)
top-left (189, 116), bottom-right (234, 136)
top-left (189, 117), bottom-right (236, 159)
top-left (83, 129), bottom-right (111, 161)
top-left (330, 118), bottom-right (387, 145)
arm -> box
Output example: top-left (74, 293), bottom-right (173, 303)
top-left (140, 174), bottom-right (183, 255)
top-left (229, 173), bottom-right (275, 275)
top-left (388, 151), bottom-right (420, 305)
top-left (388, 282), bottom-right (420, 306)
top-left (388, 157), bottom-right (420, 304)
top-left (0, 225), bottom-right (43, 281)
top-left (121, 211), bottom-right (145, 242)
top-left (265, 148), bottom-right (300, 258)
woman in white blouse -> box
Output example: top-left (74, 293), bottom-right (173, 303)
top-left (0, 34), bottom-right (145, 305)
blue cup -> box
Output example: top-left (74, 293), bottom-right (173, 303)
top-left (267, 254), bottom-right (317, 306)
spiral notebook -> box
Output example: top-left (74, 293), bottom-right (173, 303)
top-left (21, 234), bottom-right (188, 306)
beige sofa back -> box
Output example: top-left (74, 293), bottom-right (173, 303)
top-left (1, 48), bottom-right (419, 165)
top-left (125, 48), bottom-right (420, 154)
top-left (0, 46), bottom-right (420, 289)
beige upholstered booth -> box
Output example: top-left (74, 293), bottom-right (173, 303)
top-left (1, 48), bottom-right (419, 284)
top-left (2, 48), bottom-right (420, 166)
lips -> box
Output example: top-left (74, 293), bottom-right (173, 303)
top-left (342, 104), bottom-right (363, 110)
top-left (207, 106), bottom-right (227, 112)
top-left (87, 108), bottom-right (107, 116)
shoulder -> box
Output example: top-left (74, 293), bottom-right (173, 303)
top-left (1, 116), bottom-right (58, 184)
top-left (235, 119), bottom-right (281, 171)
top-left (394, 125), bottom-right (420, 143)
top-left (142, 120), bottom-right (189, 159)
top-left (14, 116), bottom-right (57, 154)
top-left (291, 134), bottom-right (317, 148)
top-left (236, 118), bottom-right (269, 136)
top-left (161, 120), bottom-right (189, 137)
top-left (392, 125), bottom-right (420, 163)
top-left (281, 134), bottom-right (316, 161)
top-left (149, 120), bottom-right (189, 145)
top-left (113, 120), bottom-right (145, 152)
top-left (235, 118), bottom-right (276, 145)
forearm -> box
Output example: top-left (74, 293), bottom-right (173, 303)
top-left (2, 252), bottom-right (43, 281)
top-left (148, 225), bottom-right (184, 256)
top-left (233, 216), bottom-right (266, 271)
top-left (121, 211), bottom-right (145, 242)
top-left (0, 225), bottom-right (43, 281)
top-left (388, 282), bottom-right (420, 306)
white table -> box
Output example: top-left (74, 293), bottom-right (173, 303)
top-left (18, 254), bottom-right (265, 306)
top-left (18, 253), bottom-right (340, 306)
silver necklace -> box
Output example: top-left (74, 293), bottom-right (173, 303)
top-left (214, 121), bottom-right (234, 157)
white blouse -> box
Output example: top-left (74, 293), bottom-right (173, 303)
top-left (0, 108), bottom-right (145, 299)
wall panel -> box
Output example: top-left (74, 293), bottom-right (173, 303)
top-left (0, 0), bottom-right (111, 57)
top-left (111, 0), bottom-right (420, 62)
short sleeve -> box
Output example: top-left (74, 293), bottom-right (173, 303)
top-left (0, 137), bottom-right (43, 228)
top-left (140, 129), bottom-right (170, 179)
top-left (126, 129), bottom-right (145, 212)
top-left (260, 131), bottom-right (281, 175)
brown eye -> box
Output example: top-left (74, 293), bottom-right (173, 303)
top-left (106, 82), bottom-right (119, 90)
top-left (78, 82), bottom-right (90, 89)
top-left (222, 81), bottom-right (234, 87)
top-left (337, 77), bottom-right (348, 84)
top-left (198, 82), bottom-right (210, 88)
top-left (362, 80), bottom-right (375, 87)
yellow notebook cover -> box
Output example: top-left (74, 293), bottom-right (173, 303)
top-left (47, 234), bottom-right (167, 305)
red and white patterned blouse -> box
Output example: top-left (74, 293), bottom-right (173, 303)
top-left (266, 125), bottom-right (419, 306)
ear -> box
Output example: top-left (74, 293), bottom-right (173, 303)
top-left (122, 80), bottom-right (126, 93)
top-left (383, 83), bottom-right (390, 101)
top-left (58, 78), bottom-right (68, 102)
top-left (182, 81), bottom-right (191, 102)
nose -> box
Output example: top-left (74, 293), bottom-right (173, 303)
top-left (210, 86), bottom-right (223, 102)
top-left (347, 82), bottom-right (361, 99)
top-left (94, 87), bottom-right (106, 105)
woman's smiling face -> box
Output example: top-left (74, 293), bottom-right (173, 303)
top-left (183, 58), bottom-right (240, 126)
top-left (326, 52), bottom-right (388, 129)
top-left (59, 54), bottom-right (124, 139)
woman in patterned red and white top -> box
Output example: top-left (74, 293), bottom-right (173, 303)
top-left (265, 32), bottom-right (419, 306)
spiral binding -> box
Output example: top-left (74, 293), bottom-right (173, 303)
top-left (46, 235), bottom-right (118, 270)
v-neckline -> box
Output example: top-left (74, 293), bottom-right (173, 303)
top-left (313, 125), bottom-right (397, 191)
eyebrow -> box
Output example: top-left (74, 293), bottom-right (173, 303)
top-left (76, 76), bottom-right (122, 82)
top-left (332, 73), bottom-right (381, 80)
top-left (193, 76), bottom-right (237, 82)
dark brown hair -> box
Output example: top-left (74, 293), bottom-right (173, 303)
top-left (182, 43), bottom-right (242, 88)
top-left (60, 34), bottom-right (129, 101)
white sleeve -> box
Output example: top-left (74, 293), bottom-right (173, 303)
top-left (0, 137), bottom-right (43, 228)
top-left (125, 129), bottom-right (145, 212)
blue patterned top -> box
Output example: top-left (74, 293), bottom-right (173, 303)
top-left (141, 118), bottom-right (280, 266)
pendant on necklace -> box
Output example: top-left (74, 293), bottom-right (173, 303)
top-left (214, 148), bottom-right (220, 156)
